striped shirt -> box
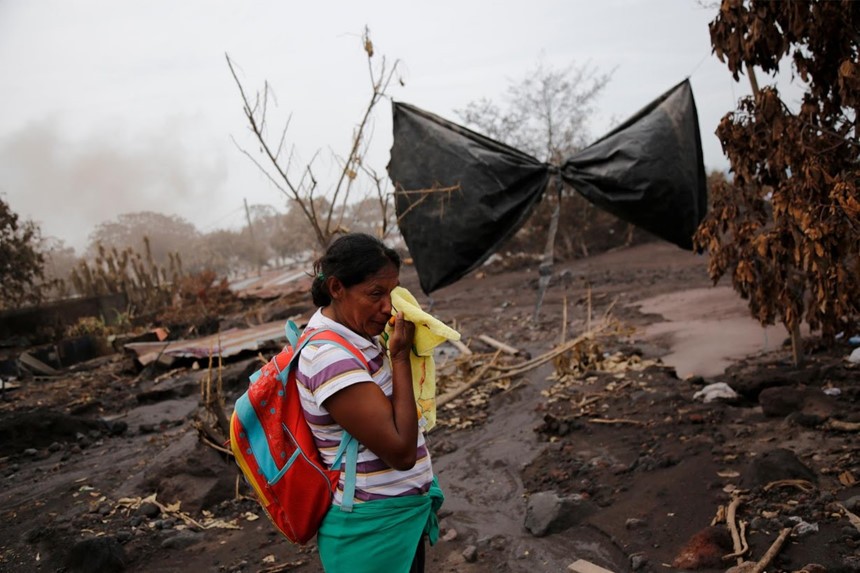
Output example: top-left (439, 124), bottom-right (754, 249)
top-left (296, 309), bottom-right (433, 505)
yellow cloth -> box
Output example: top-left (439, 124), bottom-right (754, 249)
top-left (383, 286), bottom-right (460, 432)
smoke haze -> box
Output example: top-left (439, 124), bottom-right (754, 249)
top-left (0, 117), bottom-right (228, 253)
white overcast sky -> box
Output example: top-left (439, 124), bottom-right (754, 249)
top-left (0, 0), bottom-right (794, 252)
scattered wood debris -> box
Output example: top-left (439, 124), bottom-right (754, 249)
top-left (476, 334), bottom-right (522, 356)
top-left (723, 494), bottom-right (749, 564)
top-left (116, 493), bottom-right (242, 531)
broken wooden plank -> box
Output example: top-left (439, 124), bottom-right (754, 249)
top-left (0, 378), bottom-right (21, 392)
top-left (18, 351), bottom-right (61, 376)
top-left (477, 334), bottom-right (520, 356)
top-left (449, 338), bottom-right (473, 356)
top-left (568, 558), bottom-right (616, 573)
top-left (750, 528), bottom-right (791, 573)
top-left (825, 419), bottom-right (860, 432)
top-left (587, 418), bottom-right (645, 426)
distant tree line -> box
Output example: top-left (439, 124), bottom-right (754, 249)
top-left (0, 194), bottom-right (392, 311)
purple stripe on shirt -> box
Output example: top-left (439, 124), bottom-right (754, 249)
top-left (297, 357), bottom-right (367, 392)
top-left (354, 444), bottom-right (429, 474)
top-left (366, 351), bottom-right (385, 374)
top-left (302, 411), bottom-right (333, 425)
top-left (349, 482), bottom-right (432, 502)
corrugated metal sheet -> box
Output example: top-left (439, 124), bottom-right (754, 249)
top-left (124, 320), bottom-right (298, 365)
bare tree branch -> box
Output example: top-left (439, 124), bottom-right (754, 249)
top-left (226, 27), bottom-right (399, 251)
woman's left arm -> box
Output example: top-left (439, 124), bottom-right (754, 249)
top-left (323, 313), bottom-right (418, 470)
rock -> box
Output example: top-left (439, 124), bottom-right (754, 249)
top-left (524, 491), bottom-right (596, 537)
top-left (786, 412), bottom-right (825, 428)
top-left (693, 382), bottom-right (739, 403)
top-left (731, 373), bottom-right (791, 400)
top-left (441, 528), bottom-right (458, 542)
top-left (126, 431), bottom-right (235, 513)
top-left (23, 448), bottom-right (38, 457)
top-left (843, 495), bottom-right (860, 512)
top-left (625, 518), bottom-right (646, 529)
top-left (741, 448), bottom-right (817, 489)
top-left (107, 421), bottom-right (128, 436)
top-left (788, 517), bottom-right (819, 537)
top-left (154, 519), bottom-right (175, 530)
top-left (759, 386), bottom-right (805, 417)
top-left (630, 553), bottom-right (647, 570)
top-left (433, 439), bottom-right (458, 454)
top-left (671, 526), bottom-right (733, 570)
top-left (848, 347), bottom-right (860, 364)
top-left (135, 501), bottom-right (160, 518)
top-left (462, 545), bottom-right (478, 563)
top-left (160, 530), bottom-right (203, 550)
top-left (129, 516), bottom-right (143, 527)
top-left (114, 530), bottom-right (133, 544)
top-left (64, 537), bottom-right (126, 573)
top-left (760, 386), bottom-right (837, 420)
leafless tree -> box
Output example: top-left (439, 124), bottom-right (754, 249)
top-left (227, 27), bottom-right (401, 250)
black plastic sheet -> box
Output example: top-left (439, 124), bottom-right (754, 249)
top-left (388, 80), bottom-right (707, 294)
top-left (561, 80), bottom-right (707, 251)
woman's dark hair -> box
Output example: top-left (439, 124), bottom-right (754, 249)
top-left (311, 233), bottom-right (401, 307)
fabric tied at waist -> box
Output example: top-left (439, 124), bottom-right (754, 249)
top-left (317, 477), bottom-right (445, 573)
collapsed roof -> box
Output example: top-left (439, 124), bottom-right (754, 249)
top-left (387, 79), bottom-right (707, 294)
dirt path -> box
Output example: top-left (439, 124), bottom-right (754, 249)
top-left (1, 242), bottom-right (857, 573)
top-left (429, 356), bottom-right (633, 572)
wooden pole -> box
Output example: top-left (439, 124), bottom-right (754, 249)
top-left (532, 178), bottom-right (562, 321)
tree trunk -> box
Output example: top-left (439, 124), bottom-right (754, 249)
top-left (790, 320), bottom-right (804, 367)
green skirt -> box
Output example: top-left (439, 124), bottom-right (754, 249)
top-left (317, 478), bottom-right (444, 573)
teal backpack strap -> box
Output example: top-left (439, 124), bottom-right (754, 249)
top-left (330, 430), bottom-right (352, 468)
top-left (328, 430), bottom-right (358, 512)
top-left (285, 320), bottom-right (300, 349)
top-left (339, 435), bottom-right (359, 513)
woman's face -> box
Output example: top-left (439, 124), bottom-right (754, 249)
top-left (329, 262), bottom-right (399, 338)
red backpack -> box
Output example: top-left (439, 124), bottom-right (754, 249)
top-left (229, 321), bottom-right (367, 544)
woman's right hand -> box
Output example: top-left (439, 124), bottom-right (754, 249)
top-left (387, 312), bottom-right (415, 363)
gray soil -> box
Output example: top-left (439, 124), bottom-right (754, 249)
top-left (1, 242), bottom-right (858, 573)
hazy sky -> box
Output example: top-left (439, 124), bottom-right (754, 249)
top-left (0, 0), bottom-right (788, 252)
